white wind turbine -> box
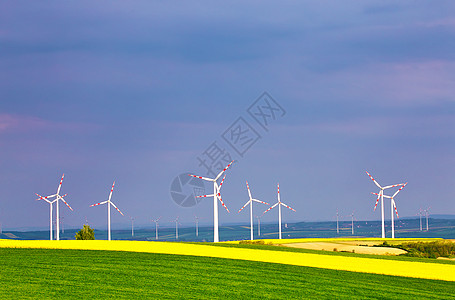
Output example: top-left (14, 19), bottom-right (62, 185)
top-left (256, 216), bottom-right (261, 237)
top-left (36, 194), bottom-right (58, 240)
top-left (90, 181), bottom-right (124, 241)
top-left (263, 183), bottom-right (296, 239)
top-left (36, 174), bottom-right (73, 240)
top-left (238, 181), bottom-right (269, 240)
top-left (374, 182), bottom-right (407, 239)
top-left (130, 217), bottom-right (135, 237)
top-left (336, 209), bottom-right (340, 234)
top-left (419, 208), bottom-right (423, 231)
top-left (151, 217), bottom-right (161, 240)
top-left (189, 160), bottom-right (234, 243)
top-left (366, 171), bottom-right (404, 238)
top-left (195, 216), bottom-right (200, 237)
top-left (424, 207), bottom-right (431, 231)
top-left (350, 212), bottom-right (356, 235)
top-left (172, 216), bottom-right (180, 240)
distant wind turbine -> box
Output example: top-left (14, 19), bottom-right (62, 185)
top-left (151, 217), bottom-right (161, 240)
top-left (172, 216), bottom-right (180, 240)
top-left (424, 207), bottom-right (431, 231)
top-left (130, 217), bottom-right (135, 237)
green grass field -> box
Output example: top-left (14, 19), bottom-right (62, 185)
top-left (1, 248), bottom-right (454, 299)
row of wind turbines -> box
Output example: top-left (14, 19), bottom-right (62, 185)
top-left (35, 161), bottom-right (418, 242)
top-left (36, 175), bottom-right (123, 240)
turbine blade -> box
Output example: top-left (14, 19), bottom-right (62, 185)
top-left (57, 173), bottom-right (65, 194)
top-left (108, 181), bottom-right (115, 202)
top-left (280, 202), bottom-right (296, 212)
top-left (58, 196), bottom-right (73, 211)
top-left (188, 174), bottom-right (213, 181)
top-left (214, 160), bottom-right (234, 181)
top-left (90, 200), bottom-right (108, 207)
top-left (391, 182), bottom-right (407, 198)
top-left (252, 199), bottom-right (269, 205)
top-left (36, 193), bottom-right (56, 201)
top-left (392, 199), bottom-right (399, 218)
top-left (373, 190), bottom-right (381, 211)
top-left (366, 171), bottom-right (382, 189)
top-left (218, 175), bottom-right (227, 190)
top-left (383, 183), bottom-right (405, 189)
top-left (264, 202), bottom-right (279, 214)
top-left (217, 195), bottom-right (230, 213)
top-left (246, 181), bottom-right (253, 200)
top-left (110, 201), bottom-right (124, 216)
top-left (196, 194), bottom-right (215, 198)
top-left (238, 200), bottom-right (251, 213)
top-left (36, 193), bottom-right (53, 203)
top-left (277, 183), bottom-right (281, 203)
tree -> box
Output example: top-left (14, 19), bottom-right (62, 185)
top-left (75, 224), bottom-right (95, 240)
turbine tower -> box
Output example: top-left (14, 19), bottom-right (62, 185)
top-left (189, 160), bottom-right (234, 243)
top-left (195, 216), bottom-right (200, 237)
top-left (376, 183), bottom-right (407, 239)
top-left (350, 212), bottom-right (355, 235)
top-left (256, 216), bottom-right (261, 236)
top-left (36, 174), bottom-right (73, 240)
top-left (90, 181), bottom-right (124, 240)
top-left (424, 207), bottom-right (430, 231)
top-left (172, 216), bottom-right (180, 240)
top-left (336, 209), bottom-right (340, 234)
top-left (419, 208), bottom-right (423, 231)
top-left (151, 217), bottom-right (161, 240)
top-left (366, 171), bottom-right (404, 238)
top-left (238, 181), bottom-right (268, 240)
top-left (36, 193), bottom-right (58, 240)
top-left (130, 217), bottom-right (135, 237)
top-left (263, 183), bottom-right (296, 239)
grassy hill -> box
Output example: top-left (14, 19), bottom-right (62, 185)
top-left (1, 248), bottom-right (454, 299)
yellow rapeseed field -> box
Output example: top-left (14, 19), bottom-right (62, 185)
top-left (1, 239), bottom-right (454, 282)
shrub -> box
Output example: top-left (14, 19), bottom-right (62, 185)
top-left (75, 225), bottom-right (95, 240)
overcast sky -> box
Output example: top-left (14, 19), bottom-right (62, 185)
top-left (1, 1), bottom-right (454, 230)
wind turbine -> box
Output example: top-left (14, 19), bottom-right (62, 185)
top-left (419, 208), bottom-right (423, 231)
top-left (376, 183), bottom-right (407, 239)
top-left (151, 217), bottom-right (161, 240)
top-left (263, 183), bottom-right (296, 239)
top-left (256, 216), bottom-right (261, 236)
top-left (90, 181), bottom-right (124, 241)
top-left (189, 160), bottom-right (234, 243)
top-left (36, 174), bottom-right (73, 240)
top-left (130, 217), bottom-right (135, 237)
top-left (195, 216), bottom-right (200, 237)
top-left (350, 212), bottom-right (355, 235)
top-left (366, 171), bottom-right (404, 238)
top-left (36, 193), bottom-right (58, 240)
top-left (336, 209), bottom-right (340, 234)
top-left (424, 207), bottom-right (430, 231)
top-left (172, 216), bottom-right (180, 240)
top-left (238, 181), bottom-right (269, 240)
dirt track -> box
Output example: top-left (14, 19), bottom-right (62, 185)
top-left (282, 242), bottom-right (407, 255)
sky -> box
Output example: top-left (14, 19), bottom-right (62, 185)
top-left (0, 1), bottom-right (454, 230)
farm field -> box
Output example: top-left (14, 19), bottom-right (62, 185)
top-left (1, 248), bottom-right (455, 299)
top-left (1, 239), bottom-right (455, 281)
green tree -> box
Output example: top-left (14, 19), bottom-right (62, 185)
top-left (75, 225), bottom-right (95, 240)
